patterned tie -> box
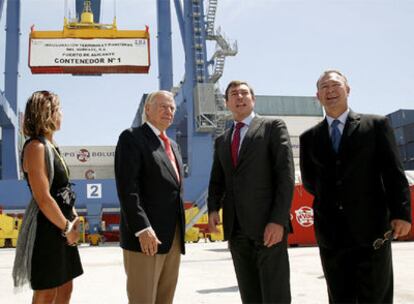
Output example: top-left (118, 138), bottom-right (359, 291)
top-left (231, 122), bottom-right (245, 167)
top-left (331, 119), bottom-right (341, 153)
top-left (159, 132), bottom-right (180, 181)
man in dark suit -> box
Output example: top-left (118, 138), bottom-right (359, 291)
top-left (208, 80), bottom-right (295, 303)
top-left (300, 70), bottom-right (412, 303)
top-left (115, 90), bottom-right (185, 304)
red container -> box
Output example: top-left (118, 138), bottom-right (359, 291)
top-left (288, 183), bottom-right (414, 246)
top-left (288, 185), bottom-right (317, 246)
top-left (102, 213), bottom-right (121, 242)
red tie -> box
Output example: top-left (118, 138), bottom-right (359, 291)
top-left (159, 133), bottom-right (180, 181)
top-left (231, 122), bottom-right (245, 167)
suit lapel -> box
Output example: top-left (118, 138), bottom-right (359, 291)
top-left (221, 127), bottom-right (235, 171)
top-left (237, 116), bottom-right (264, 166)
top-left (171, 141), bottom-right (183, 184)
top-left (340, 110), bottom-right (360, 153)
top-left (315, 119), bottom-right (337, 158)
top-left (142, 123), bottom-right (180, 186)
top-left (344, 110), bottom-right (360, 138)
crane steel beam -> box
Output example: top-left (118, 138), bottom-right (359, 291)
top-left (2, 0), bottom-right (20, 179)
top-left (176, 0), bottom-right (213, 203)
top-left (0, 90), bottom-right (17, 127)
top-left (0, 0), bottom-right (4, 21)
top-left (173, 0), bottom-right (185, 50)
top-left (157, 0), bottom-right (173, 91)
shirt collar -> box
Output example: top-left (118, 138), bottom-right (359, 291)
top-left (326, 108), bottom-right (350, 126)
top-left (146, 121), bottom-right (162, 136)
top-left (234, 112), bottom-right (255, 128)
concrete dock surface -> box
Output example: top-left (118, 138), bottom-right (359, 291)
top-left (1, 241), bottom-right (413, 303)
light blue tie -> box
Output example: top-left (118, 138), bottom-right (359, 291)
top-left (331, 119), bottom-right (341, 153)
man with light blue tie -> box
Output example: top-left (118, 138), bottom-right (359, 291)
top-left (299, 70), bottom-right (411, 303)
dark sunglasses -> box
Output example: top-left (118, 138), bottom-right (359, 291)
top-left (373, 230), bottom-right (393, 250)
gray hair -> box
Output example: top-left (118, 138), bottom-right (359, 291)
top-left (142, 90), bottom-right (175, 123)
top-left (316, 70), bottom-right (349, 89)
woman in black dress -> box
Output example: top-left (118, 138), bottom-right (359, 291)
top-left (13, 91), bottom-right (83, 303)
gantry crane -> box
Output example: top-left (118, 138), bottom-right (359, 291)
top-left (0, 0), bottom-right (237, 236)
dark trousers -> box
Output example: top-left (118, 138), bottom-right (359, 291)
top-left (319, 243), bottom-right (393, 304)
top-left (229, 232), bottom-right (291, 304)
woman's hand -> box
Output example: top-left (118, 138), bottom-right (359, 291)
top-left (65, 217), bottom-right (80, 246)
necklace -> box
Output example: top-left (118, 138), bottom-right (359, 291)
top-left (49, 143), bottom-right (70, 179)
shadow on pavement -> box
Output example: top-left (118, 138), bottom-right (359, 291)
top-left (197, 285), bottom-right (239, 294)
top-left (206, 248), bottom-right (229, 253)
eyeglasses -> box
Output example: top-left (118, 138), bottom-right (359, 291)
top-left (373, 230), bottom-right (394, 250)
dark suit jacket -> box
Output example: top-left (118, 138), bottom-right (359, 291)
top-left (208, 116), bottom-right (295, 241)
top-left (300, 110), bottom-right (411, 248)
top-left (115, 123), bottom-right (185, 254)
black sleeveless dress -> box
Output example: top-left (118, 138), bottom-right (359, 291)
top-left (23, 137), bottom-right (83, 290)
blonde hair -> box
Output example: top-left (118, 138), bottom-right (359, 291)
top-left (23, 90), bottom-right (61, 137)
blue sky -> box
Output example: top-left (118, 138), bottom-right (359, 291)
top-left (1, 0), bottom-right (414, 146)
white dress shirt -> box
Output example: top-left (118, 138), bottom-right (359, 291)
top-left (326, 108), bottom-right (350, 135)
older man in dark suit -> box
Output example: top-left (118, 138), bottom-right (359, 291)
top-left (300, 70), bottom-right (412, 303)
top-left (208, 80), bottom-right (295, 303)
top-left (115, 91), bottom-right (185, 304)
